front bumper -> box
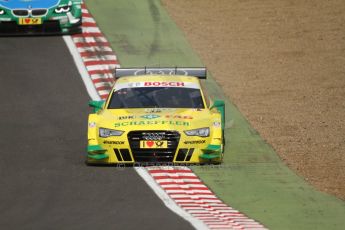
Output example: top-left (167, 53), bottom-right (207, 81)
top-left (87, 131), bottom-right (223, 165)
top-left (0, 20), bottom-right (82, 36)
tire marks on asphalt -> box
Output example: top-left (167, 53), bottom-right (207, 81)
top-left (71, 6), bottom-right (119, 100)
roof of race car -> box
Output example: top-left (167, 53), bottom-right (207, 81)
top-left (112, 75), bottom-right (202, 91)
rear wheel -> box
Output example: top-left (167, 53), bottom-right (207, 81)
top-left (220, 130), bottom-right (225, 161)
top-left (222, 130), bottom-right (225, 153)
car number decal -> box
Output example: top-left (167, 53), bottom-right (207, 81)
top-left (18, 18), bottom-right (42, 25)
top-left (140, 140), bottom-right (168, 149)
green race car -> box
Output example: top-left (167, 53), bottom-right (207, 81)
top-left (0, 0), bottom-right (82, 35)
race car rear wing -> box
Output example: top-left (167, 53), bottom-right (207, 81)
top-left (114, 67), bottom-right (207, 79)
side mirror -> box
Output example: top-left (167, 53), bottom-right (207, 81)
top-left (210, 99), bottom-right (225, 130)
top-left (88, 100), bottom-right (105, 113)
top-left (210, 100), bottom-right (225, 109)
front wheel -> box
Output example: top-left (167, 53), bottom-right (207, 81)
top-left (222, 130), bottom-right (225, 153)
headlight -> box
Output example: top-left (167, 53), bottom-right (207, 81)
top-left (184, 127), bottom-right (210, 137)
top-left (55, 2), bottom-right (72, 14)
top-left (55, 6), bottom-right (71, 13)
top-left (99, 128), bottom-right (124, 137)
top-left (0, 9), bottom-right (5, 15)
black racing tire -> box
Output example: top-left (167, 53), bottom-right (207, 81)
top-left (222, 130), bottom-right (225, 153)
top-left (85, 160), bottom-right (110, 167)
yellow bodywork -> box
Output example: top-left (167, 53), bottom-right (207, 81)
top-left (87, 75), bottom-right (224, 165)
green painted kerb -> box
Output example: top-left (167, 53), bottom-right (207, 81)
top-left (85, 0), bottom-right (345, 229)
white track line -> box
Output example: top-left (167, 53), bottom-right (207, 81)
top-left (135, 167), bottom-right (208, 230)
top-left (63, 35), bottom-right (100, 101)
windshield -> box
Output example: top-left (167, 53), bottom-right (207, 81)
top-left (108, 87), bottom-right (205, 109)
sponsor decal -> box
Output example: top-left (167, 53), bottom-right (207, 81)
top-left (145, 108), bottom-right (162, 113)
top-left (140, 140), bottom-right (168, 149)
top-left (140, 114), bottom-right (160, 119)
top-left (114, 120), bottom-right (190, 127)
top-left (165, 114), bottom-right (193, 119)
top-left (184, 140), bottom-right (206, 144)
top-left (114, 82), bottom-right (199, 90)
top-left (116, 114), bottom-right (188, 120)
top-left (128, 82), bottom-right (142, 88)
top-left (19, 18), bottom-right (42, 25)
top-left (144, 82), bottom-right (184, 87)
top-left (144, 108), bottom-right (177, 113)
top-left (118, 115), bottom-right (136, 120)
top-left (103, 140), bottom-right (125, 145)
top-left (155, 141), bottom-right (165, 147)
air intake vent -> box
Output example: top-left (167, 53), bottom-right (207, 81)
top-left (114, 149), bottom-right (132, 162)
top-left (176, 148), bottom-right (194, 161)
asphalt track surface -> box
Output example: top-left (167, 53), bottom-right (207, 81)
top-left (0, 37), bottom-right (193, 230)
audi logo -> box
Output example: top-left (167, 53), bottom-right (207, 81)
top-left (142, 132), bottom-right (165, 140)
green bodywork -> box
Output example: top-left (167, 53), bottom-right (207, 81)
top-left (200, 144), bottom-right (222, 159)
top-left (211, 99), bottom-right (225, 130)
top-left (87, 145), bottom-right (108, 160)
top-left (0, 0), bottom-right (82, 34)
top-left (88, 100), bottom-right (105, 113)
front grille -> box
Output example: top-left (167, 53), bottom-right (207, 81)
top-left (12, 9), bottom-right (47, 17)
top-left (13, 9), bottom-right (29, 16)
top-left (128, 131), bottom-right (180, 162)
top-left (32, 9), bottom-right (47, 16)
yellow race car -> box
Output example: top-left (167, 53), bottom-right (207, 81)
top-left (87, 68), bottom-right (225, 165)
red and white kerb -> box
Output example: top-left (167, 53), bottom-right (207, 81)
top-left (147, 167), bottom-right (266, 230)
top-left (71, 3), bottom-right (119, 100)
